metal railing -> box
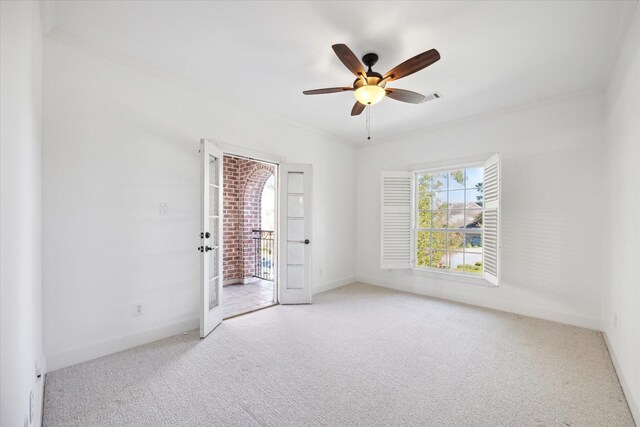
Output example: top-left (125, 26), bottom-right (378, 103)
top-left (252, 230), bottom-right (274, 281)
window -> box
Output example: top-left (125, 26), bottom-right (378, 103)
top-left (415, 166), bottom-right (484, 275)
top-left (380, 154), bottom-right (499, 285)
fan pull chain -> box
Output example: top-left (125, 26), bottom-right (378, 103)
top-left (366, 105), bottom-right (371, 141)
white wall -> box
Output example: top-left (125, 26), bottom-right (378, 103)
top-left (603, 5), bottom-right (640, 421)
top-left (42, 39), bottom-right (357, 371)
top-left (356, 89), bottom-right (605, 329)
top-left (0, 1), bottom-right (45, 426)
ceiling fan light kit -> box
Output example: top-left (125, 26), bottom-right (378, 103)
top-left (354, 85), bottom-right (386, 105)
top-left (303, 43), bottom-right (441, 140)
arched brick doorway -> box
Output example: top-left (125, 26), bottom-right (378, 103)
top-left (222, 155), bottom-right (276, 318)
top-left (241, 163), bottom-right (275, 279)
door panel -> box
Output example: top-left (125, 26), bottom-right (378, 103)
top-left (287, 219), bottom-right (304, 240)
top-left (200, 139), bottom-right (224, 338)
top-left (279, 164), bottom-right (312, 304)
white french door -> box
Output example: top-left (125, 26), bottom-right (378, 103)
top-left (199, 139), bottom-right (224, 338)
top-left (279, 164), bottom-right (312, 304)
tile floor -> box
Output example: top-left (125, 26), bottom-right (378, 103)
top-left (222, 279), bottom-right (276, 318)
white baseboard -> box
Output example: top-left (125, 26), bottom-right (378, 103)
top-left (46, 316), bottom-right (198, 372)
top-left (603, 331), bottom-right (639, 425)
top-left (45, 276), bottom-right (351, 372)
top-left (356, 275), bottom-right (601, 330)
top-left (35, 353), bottom-right (46, 427)
top-left (313, 275), bottom-right (356, 295)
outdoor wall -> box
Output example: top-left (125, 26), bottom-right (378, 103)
top-left (0, 2), bottom-right (45, 426)
top-left (603, 5), bottom-right (640, 421)
top-left (222, 155), bottom-right (274, 283)
top-left (42, 37), bottom-right (357, 371)
top-left (223, 156), bottom-right (243, 282)
top-left (356, 89), bottom-right (605, 330)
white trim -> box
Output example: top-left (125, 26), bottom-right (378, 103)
top-left (409, 268), bottom-right (495, 287)
top-left (358, 86), bottom-right (604, 148)
top-left (411, 156), bottom-right (487, 174)
top-left (312, 276), bottom-right (356, 295)
top-left (217, 142), bottom-right (283, 165)
top-left (603, 331), bottom-right (639, 425)
top-left (46, 317), bottom-right (199, 371)
top-left (211, 140), bottom-right (281, 304)
top-left (356, 276), bottom-right (601, 330)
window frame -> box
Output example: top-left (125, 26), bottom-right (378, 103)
top-left (412, 160), bottom-right (485, 278)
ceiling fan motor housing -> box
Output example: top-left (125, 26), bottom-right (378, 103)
top-left (362, 53), bottom-right (379, 69)
top-left (354, 53), bottom-right (384, 88)
top-left (353, 74), bottom-right (384, 89)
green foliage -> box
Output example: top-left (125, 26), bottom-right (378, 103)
top-left (475, 182), bottom-right (483, 207)
top-left (450, 169), bottom-right (464, 185)
top-left (455, 262), bottom-right (483, 274)
top-left (472, 211), bottom-right (483, 227)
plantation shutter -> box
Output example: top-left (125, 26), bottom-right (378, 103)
top-left (483, 154), bottom-right (500, 286)
top-left (381, 172), bottom-right (413, 269)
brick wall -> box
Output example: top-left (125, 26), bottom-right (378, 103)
top-left (222, 156), bottom-right (242, 281)
top-left (223, 155), bottom-right (275, 283)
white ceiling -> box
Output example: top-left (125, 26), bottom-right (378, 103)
top-left (49, 1), bottom-right (631, 144)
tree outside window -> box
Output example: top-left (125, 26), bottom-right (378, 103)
top-left (416, 166), bottom-right (484, 274)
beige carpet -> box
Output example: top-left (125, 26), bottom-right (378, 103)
top-left (43, 283), bottom-right (635, 426)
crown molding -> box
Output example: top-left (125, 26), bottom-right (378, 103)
top-left (358, 85), bottom-right (604, 149)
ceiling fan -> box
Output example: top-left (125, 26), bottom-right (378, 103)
top-left (303, 44), bottom-right (441, 116)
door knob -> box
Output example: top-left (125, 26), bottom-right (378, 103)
top-left (205, 246), bottom-right (213, 252)
top-left (304, 239), bottom-right (310, 244)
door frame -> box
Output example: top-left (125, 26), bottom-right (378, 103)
top-left (218, 143), bottom-right (282, 306)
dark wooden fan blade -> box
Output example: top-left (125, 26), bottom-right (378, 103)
top-left (332, 44), bottom-right (366, 78)
top-left (385, 88), bottom-right (426, 104)
top-left (303, 87), bottom-right (353, 95)
top-left (351, 101), bottom-right (366, 116)
top-left (383, 49), bottom-right (440, 81)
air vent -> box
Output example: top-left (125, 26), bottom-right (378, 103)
top-left (424, 92), bottom-right (442, 103)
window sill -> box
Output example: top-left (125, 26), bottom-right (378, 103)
top-left (408, 268), bottom-right (498, 288)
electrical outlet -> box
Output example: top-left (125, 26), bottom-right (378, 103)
top-left (319, 268), bottom-right (324, 276)
top-left (613, 313), bottom-right (618, 328)
top-left (133, 304), bottom-right (144, 316)
top-left (159, 202), bottom-right (169, 215)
